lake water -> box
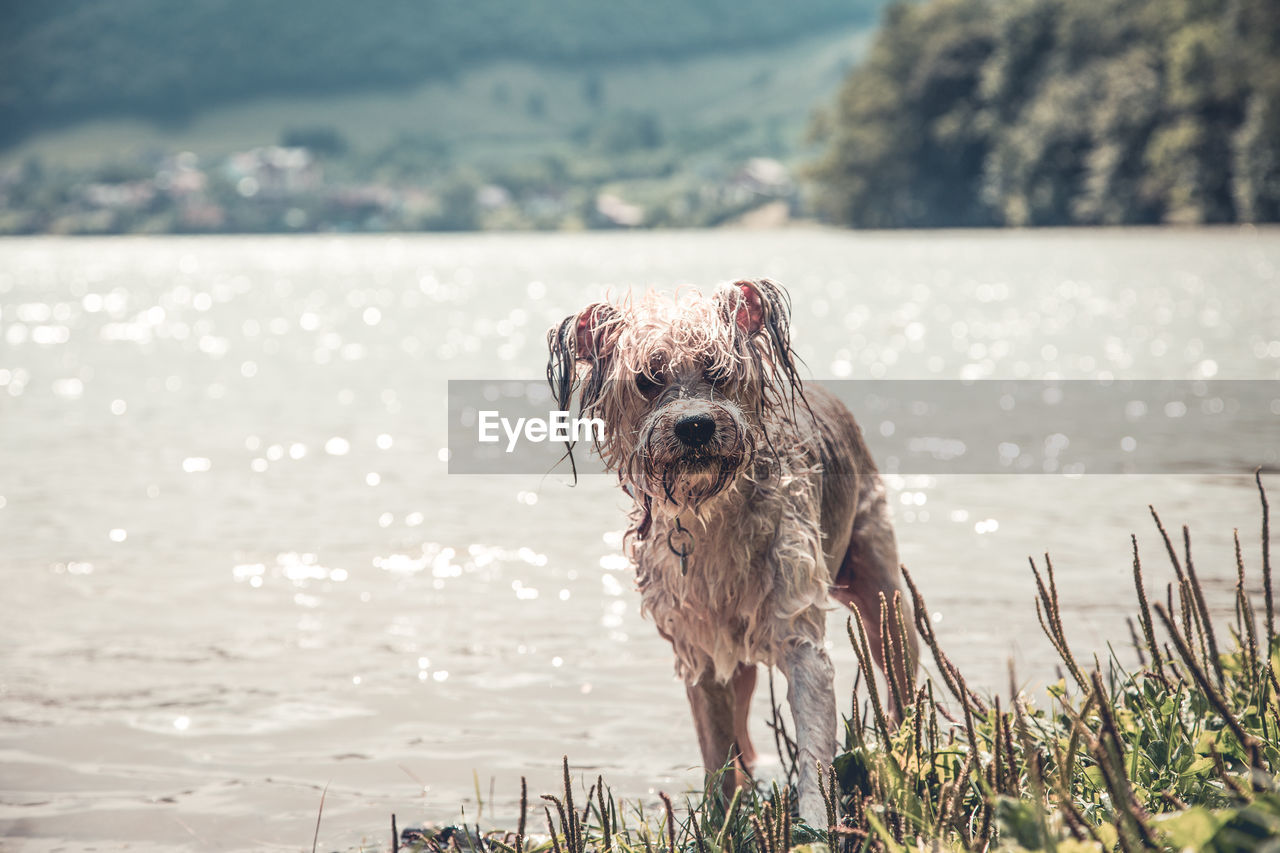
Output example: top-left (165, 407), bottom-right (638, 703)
top-left (2, 228), bottom-right (1279, 852)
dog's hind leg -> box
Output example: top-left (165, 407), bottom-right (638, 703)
top-left (780, 637), bottom-right (836, 829)
top-left (686, 663), bottom-right (757, 797)
top-left (830, 492), bottom-right (919, 719)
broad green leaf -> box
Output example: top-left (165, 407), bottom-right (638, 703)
top-left (1156, 806), bottom-right (1227, 849)
top-left (1182, 755), bottom-right (1216, 777)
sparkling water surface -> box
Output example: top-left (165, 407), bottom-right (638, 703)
top-left (1, 228), bottom-right (1279, 852)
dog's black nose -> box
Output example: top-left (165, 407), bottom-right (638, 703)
top-left (673, 413), bottom-right (716, 448)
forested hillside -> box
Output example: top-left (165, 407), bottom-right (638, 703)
top-left (0, 0), bottom-right (881, 143)
top-left (809, 0), bottom-right (1280, 226)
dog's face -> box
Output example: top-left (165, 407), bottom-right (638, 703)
top-left (548, 279), bottom-right (803, 525)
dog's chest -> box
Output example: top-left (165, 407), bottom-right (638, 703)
top-left (630, 475), bottom-right (830, 681)
top-left (638, 516), bottom-right (776, 613)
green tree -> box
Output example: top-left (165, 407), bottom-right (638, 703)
top-left (1233, 90), bottom-right (1280, 222)
top-left (808, 0), bottom-right (998, 227)
top-left (811, 0), bottom-right (1280, 227)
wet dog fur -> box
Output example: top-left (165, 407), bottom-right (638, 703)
top-left (547, 279), bottom-right (917, 826)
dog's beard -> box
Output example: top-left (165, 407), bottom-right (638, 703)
top-left (653, 455), bottom-right (741, 507)
top-left (627, 403), bottom-right (754, 510)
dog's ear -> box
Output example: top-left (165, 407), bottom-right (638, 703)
top-left (547, 301), bottom-right (621, 484)
top-left (723, 280), bottom-right (766, 334)
top-left (717, 279), bottom-right (794, 356)
top-left (716, 279), bottom-right (807, 413)
top-left (546, 302), bottom-right (620, 412)
top-left (572, 303), bottom-right (620, 361)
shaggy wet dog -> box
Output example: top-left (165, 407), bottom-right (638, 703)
top-left (547, 279), bottom-right (916, 825)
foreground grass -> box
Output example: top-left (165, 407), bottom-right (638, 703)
top-left (402, 473), bottom-right (1278, 853)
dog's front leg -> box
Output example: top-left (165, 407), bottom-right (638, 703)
top-left (686, 666), bottom-right (756, 798)
top-left (781, 638), bottom-right (837, 829)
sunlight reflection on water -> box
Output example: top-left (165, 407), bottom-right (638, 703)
top-left (0, 229), bottom-right (1278, 851)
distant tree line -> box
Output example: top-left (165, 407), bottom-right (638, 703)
top-left (809, 0), bottom-right (1280, 226)
top-left (0, 0), bottom-right (882, 144)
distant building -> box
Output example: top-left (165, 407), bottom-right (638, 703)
top-left (734, 158), bottom-right (792, 197)
top-left (595, 192), bottom-right (644, 227)
top-left (82, 182), bottom-right (154, 210)
top-left (225, 146), bottom-right (321, 198)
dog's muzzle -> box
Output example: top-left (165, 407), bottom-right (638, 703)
top-left (631, 397), bottom-right (754, 506)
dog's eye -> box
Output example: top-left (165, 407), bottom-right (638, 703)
top-left (635, 373), bottom-right (663, 397)
top-left (704, 366), bottom-right (732, 388)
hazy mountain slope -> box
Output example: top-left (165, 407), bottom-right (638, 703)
top-left (1, 26), bottom-right (868, 169)
top-left (0, 0), bottom-right (883, 143)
